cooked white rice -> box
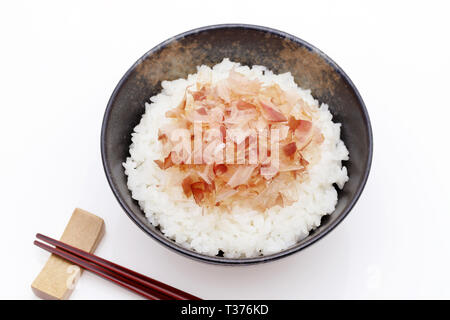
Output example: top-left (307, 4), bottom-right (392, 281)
top-left (123, 59), bottom-right (349, 258)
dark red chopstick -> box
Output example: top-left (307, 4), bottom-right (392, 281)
top-left (35, 233), bottom-right (199, 300)
top-left (34, 234), bottom-right (201, 300)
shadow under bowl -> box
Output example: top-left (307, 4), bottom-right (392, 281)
top-left (101, 24), bottom-right (373, 265)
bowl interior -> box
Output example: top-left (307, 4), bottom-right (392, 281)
top-left (101, 25), bottom-right (372, 265)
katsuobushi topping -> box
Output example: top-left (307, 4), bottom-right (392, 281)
top-left (154, 68), bottom-right (324, 212)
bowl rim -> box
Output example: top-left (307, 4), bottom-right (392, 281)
top-left (101, 23), bottom-right (373, 265)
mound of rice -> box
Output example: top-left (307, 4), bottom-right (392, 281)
top-left (123, 59), bottom-right (349, 258)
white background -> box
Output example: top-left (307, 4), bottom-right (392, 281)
top-left (1, 0), bottom-right (449, 299)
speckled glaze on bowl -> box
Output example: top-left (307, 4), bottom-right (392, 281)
top-left (101, 24), bottom-right (373, 265)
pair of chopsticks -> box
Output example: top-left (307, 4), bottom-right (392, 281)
top-left (34, 233), bottom-right (201, 300)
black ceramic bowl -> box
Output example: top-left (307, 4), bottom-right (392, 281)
top-left (101, 24), bottom-right (373, 265)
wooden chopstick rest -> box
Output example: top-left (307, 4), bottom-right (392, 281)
top-left (31, 208), bottom-right (105, 300)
